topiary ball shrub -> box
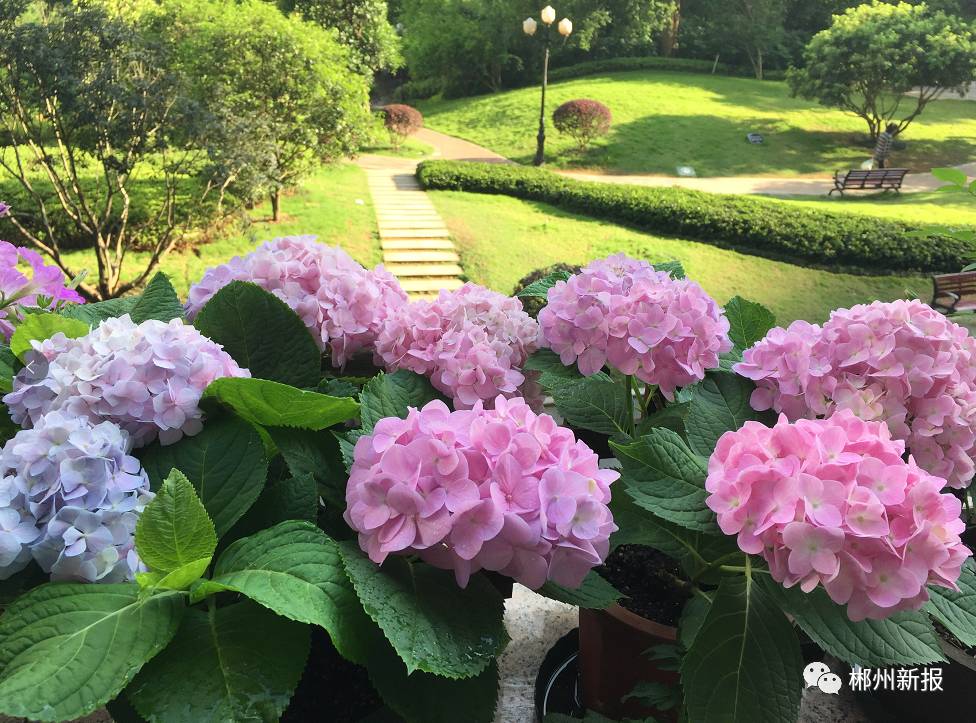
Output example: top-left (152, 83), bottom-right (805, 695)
top-left (382, 104), bottom-right (423, 150)
top-left (552, 99), bottom-right (612, 151)
top-left (513, 262), bottom-right (582, 317)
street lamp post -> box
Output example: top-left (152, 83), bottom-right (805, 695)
top-left (523, 6), bottom-right (572, 166)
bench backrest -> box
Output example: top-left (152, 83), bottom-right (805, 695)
top-left (842, 169), bottom-right (909, 182)
top-left (933, 272), bottom-right (976, 297)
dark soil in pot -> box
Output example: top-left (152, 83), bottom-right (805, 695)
top-left (282, 627), bottom-right (388, 723)
top-left (597, 544), bottom-right (692, 625)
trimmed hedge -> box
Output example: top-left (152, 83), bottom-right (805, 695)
top-left (416, 161), bottom-right (971, 275)
top-left (547, 56), bottom-right (728, 83)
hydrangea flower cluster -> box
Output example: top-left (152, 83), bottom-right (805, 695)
top-left (705, 410), bottom-right (970, 621)
top-left (375, 283), bottom-right (540, 409)
top-left (0, 411), bottom-right (153, 583)
top-left (735, 300), bottom-right (976, 488)
top-left (184, 236), bottom-right (408, 367)
top-left (0, 240), bottom-right (84, 341)
top-left (538, 254), bottom-right (731, 397)
top-left (345, 396), bottom-right (618, 589)
top-left (3, 315), bottom-right (248, 446)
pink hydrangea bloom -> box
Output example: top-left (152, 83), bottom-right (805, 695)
top-left (0, 240), bottom-right (83, 341)
top-left (538, 254), bottom-right (731, 397)
top-left (345, 396), bottom-right (618, 589)
top-left (184, 236), bottom-right (407, 367)
top-left (374, 284), bottom-right (540, 409)
top-left (705, 410), bottom-right (971, 621)
top-left (3, 315), bottom-right (248, 446)
top-left (735, 300), bottom-right (976, 488)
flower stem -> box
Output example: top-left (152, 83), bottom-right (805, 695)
top-left (624, 374), bottom-right (636, 436)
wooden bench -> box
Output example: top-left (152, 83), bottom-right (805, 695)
top-left (829, 168), bottom-right (909, 196)
top-left (931, 272), bottom-right (976, 314)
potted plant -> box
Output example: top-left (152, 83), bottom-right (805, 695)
top-left (0, 236), bottom-right (613, 722)
top-left (521, 254), bottom-right (976, 722)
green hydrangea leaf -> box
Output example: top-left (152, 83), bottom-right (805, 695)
top-left (537, 571), bottom-right (622, 609)
top-left (193, 280), bottom-right (321, 387)
top-left (135, 469), bottom-right (217, 577)
top-left (926, 559), bottom-right (976, 647)
top-left (137, 558), bottom-right (212, 592)
top-left (60, 296), bottom-right (137, 325)
top-left (138, 415), bottom-right (267, 538)
top-left (10, 312), bottom-right (88, 360)
top-left (338, 541), bottom-right (509, 678)
top-left (681, 574), bottom-right (802, 723)
top-left (551, 375), bottom-right (632, 440)
top-left (685, 371), bottom-right (775, 456)
top-left (0, 584), bottom-right (184, 721)
top-left (202, 377), bottom-right (359, 431)
top-left (129, 273), bottom-right (184, 324)
top-left (266, 426), bottom-right (347, 509)
top-left (516, 270), bottom-right (572, 299)
top-left (724, 296), bottom-right (775, 352)
top-left (194, 521), bottom-right (371, 665)
top-left (127, 601), bottom-right (309, 723)
top-left (359, 370), bottom-right (446, 432)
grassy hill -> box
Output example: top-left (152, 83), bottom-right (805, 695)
top-left (418, 71), bottom-right (976, 177)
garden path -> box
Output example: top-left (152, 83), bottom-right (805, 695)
top-left (415, 127), bottom-right (976, 197)
top-left (358, 154), bottom-right (465, 299)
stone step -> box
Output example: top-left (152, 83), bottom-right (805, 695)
top-left (399, 276), bottom-right (465, 293)
top-left (383, 250), bottom-right (460, 263)
top-left (386, 262), bottom-right (464, 277)
top-left (379, 228), bottom-right (451, 239)
top-left (381, 238), bottom-right (455, 251)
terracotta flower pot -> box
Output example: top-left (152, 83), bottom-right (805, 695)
top-left (578, 604), bottom-right (679, 720)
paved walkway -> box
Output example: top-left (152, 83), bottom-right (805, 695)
top-left (416, 127), bottom-right (975, 197)
top-left (358, 154), bottom-right (463, 299)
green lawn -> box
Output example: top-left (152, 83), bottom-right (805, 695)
top-left (765, 190), bottom-right (976, 227)
top-left (60, 163), bottom-right (379, 298)
top-left (418, 71), bottom-right (976, 177)
top-left (429, 189), bottom-right (929, 324)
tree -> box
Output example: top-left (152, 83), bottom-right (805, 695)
top-left (277, 0), bottom-right (403, 74)
top-left (787, 1), bottom-right (976, 140)
top-left (159, 0), bottom-right (372, 220)
top-left (710, 0), bottom-right (787, 79)
top-left (0, 1), bottom-right (211, 300)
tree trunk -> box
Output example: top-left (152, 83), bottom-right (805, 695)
top-left (659, 2), bottom-right (681, 57)
top-left (270, 190), bottom-right (281, 222)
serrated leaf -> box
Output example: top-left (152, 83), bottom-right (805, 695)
top-left (523, 348), bottom-right (599, 390)
top-left (678, 595), bottom-right (710, 650)
top-left (224, 473), bottom-right (318, 546)
top-left (137, 558), bottom-right (211, 592)
top-left (338, 541), bottom-right (508, 678)
top-left (368, 641), bottom-right (499, 723)
top-left (635, 401), bottom-right (690, 437)
top-left (516, 270), bottom-right (572, 299)
top-left (611, 428), bottom-right (717, 532)
top-left (724, 296), bottom-right (775, 352)
top-left (127, 601), bottom-right (309, 723)
top-left (195, 521), bottom-right (370, 664)
top-left (551, 375), bottom-right (632, 439)
top-left (359, 370), bottom-right (446, 432)
top-left (9, 312), bottom-right (88, 360)
top-left (685, 372), bottom-right (775, 456)
top-left (267, 426), bottom-right (346, 509)
top-left (319, 377), bottom-right (360, 398)
top-left (193, 281), bottom-right (321, 387)
top-left (537, 571), bottom-right (622, 609)
top-left (926, 560), bottom-right (976, 647)
top-left (135, 469), bottom-right (217, 577)
top-left (60, 296), bottom-right (137, 324)
top-left (202, 377), bottom-right (359, 431)
top-left (653, 260), bottom-right (685, 278)
top-left (681, 574), bottom-right (802, 723)
top-left (0, 584), bottom-right (184, 721)
top-left (758, 577), bottom-right (945, 666)
top-left (334, 429), bottom-right (362, 472)
top-left (129, 273), bottom-right (184, 324)
top-left (138, 415), bottom-right (267, 538)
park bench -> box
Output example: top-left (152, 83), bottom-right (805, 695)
top-left (931, 272), bottom-right (976, 314)
top-left (829, 168), bottom-right (909, 196)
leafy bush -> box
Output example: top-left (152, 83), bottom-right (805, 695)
top-left (512, 262), bottom-right (581, 317)
top-left (417, 161), bottom-right (971, 274)
top-left (547, 56), bottom-right (729, 83)
top-left (382, 104), bottom-right (424, 149)
top-left (552, 99), bottom-right (612, 151)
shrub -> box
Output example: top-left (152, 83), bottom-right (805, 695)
top-left (513, 262), bottom-right (582, 317)
top-left (552, 99), bottom-right (612, 151)
top-left (382, 103), bottom-right (424, 149)
top-left (417, 161), bottom-right (971, 274)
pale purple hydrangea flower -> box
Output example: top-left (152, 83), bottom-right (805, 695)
top-left (538, 254), bottom-right (732, 398)
top-left (0, 240), bottom-right (84, 341)
top-left (345, 396), bottom-right (618, 589)
top-left (375, 284), bottom-right (540, 409)
top-left (3, 315), bottom-right (248, 447)
top-left (185, 236), bottom-right (408, 367)
top-left (0, 411), bottom-right (153, 582)
top-left (736, 300), bottom-right (976, 489)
